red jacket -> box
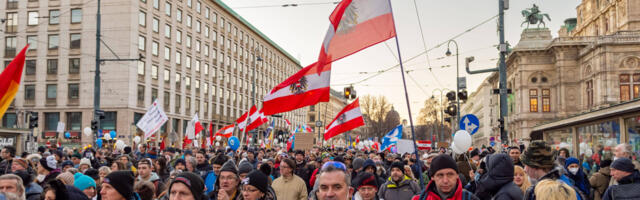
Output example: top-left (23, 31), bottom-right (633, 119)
top-left (411, 179), bottom-right (477, 200)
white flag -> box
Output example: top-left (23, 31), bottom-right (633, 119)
top-left (136, 100), bottom-right (169, 139)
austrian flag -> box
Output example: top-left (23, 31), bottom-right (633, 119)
top-left (214, 124), bottom-right (235, 138)
top-left (236, 106), bottom-right (268, 132)
top-left (262, 62), bottom-right (330, 115)
top-left (324, 98), bottom-right (365, 140)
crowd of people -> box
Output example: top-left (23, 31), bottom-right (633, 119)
top-left (0, 140), bottom-right (635, 200)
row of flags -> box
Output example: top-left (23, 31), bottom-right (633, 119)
top-left (0, 0), bottom-right (398, 149)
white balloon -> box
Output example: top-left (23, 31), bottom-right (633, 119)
top-left (215, 142), bottom-right (220, 146)
top-left (83, 127), bottom-right (92, 136)
top-left (104, 134), bottom-right (112, 140)
top-left (274, 139), bottom-right (279, 144)
top-left (454, 130), bottom-right (472, 151)
top-left (115, 140), bottom-right (126, 151)
top-left (451, 142), bottom-right (465, 154)
top-left (216, 136), bottom-right (222, 141)
top-left (133, 136), bottom-right (141, 144)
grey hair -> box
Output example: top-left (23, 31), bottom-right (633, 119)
top-left (98, 166), bottom-right (112, 174)
top-left (0, 174), bottom-right (25, 199)
top-left (187, 157), bottom-right (197, 167)
top-left (617, 143), bottom-right (633, 155)
top-left (319, 164), bottom-right (351, 186)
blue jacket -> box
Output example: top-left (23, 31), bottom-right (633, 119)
top-left (204, 171), bottom-right (217, 195)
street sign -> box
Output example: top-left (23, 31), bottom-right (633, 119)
top-left (458, 77), bottom-right (467, 89)
top-left (315, 121), bottom-right (323, 127)
top-left (459, 114), bottom-right (480, 135)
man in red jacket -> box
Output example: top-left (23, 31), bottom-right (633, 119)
top-left (413, 155), bottom-right (479, 200)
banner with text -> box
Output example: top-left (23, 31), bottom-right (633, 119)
top-left (136, 100), bottom-right (169, 139)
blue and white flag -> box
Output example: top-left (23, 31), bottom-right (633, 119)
top-left (381, 125), bottom-right (402, 151)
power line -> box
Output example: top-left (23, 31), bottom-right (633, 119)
top-left (412, 0), bottom-right (441, 88)
top-left (232, 1), bottom-right (339, 9)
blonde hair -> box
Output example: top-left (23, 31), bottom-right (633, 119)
top-left (534, 180), bottom-right (577, 200)
top-left (514, 166), bottom-right (531, 193)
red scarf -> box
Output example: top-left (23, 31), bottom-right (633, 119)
top-left (413, 179), bottom-right (464, 200)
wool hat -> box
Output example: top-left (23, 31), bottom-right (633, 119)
top-left (71, 152), bottom-right (82, 159)
top-left (352, 158), bottom-right (365, 171)
top-left (611, 158), bottom-right (635, 173)
top-left (40, 155), bottom-right (57, 171)
top-left (362, 159), bottom-right (376, 171)
top-left (74, 172), bottom-right (96, 191)
top-left (354, 172), bottom-right (378, 191)
top-left (390, 161), bottom-right (405, 173)
top-left (170, 172), bottom-right (204, 200)
top-left (238, 160), bottom-right (254, 175)
top-left (84, 168), bottom-right (100, 180)
top-left (123, 146), bottom-right (132, 155)
top-left (79, 158), bottom-right (92, 167)
top-left (243, 170), bottom-right (269, 193)
top-left (56, 172), bottom-right (75, 185)
top-left (564, 157), bottom-right (579, 168)
top-left (61, 160), bottom-right (74, 169)
top-left (429, 154), bottom-right (458, 178)
top-left (220, 159), bottom-right (238, 175)
top-left (259, 163), bottom-right (272, 176)
top-left (600, 159), bottom-right (612, 168)
top-left (174, 158), bottom-right (186, 168)
top-left (13, 158), bottom-right (28, 170)
top-left (211, 155), bottom-right (228, 166)
top-left (520, 140), bottom-right (556, 169)
top-left (104, 171), bottom-right (135, 198)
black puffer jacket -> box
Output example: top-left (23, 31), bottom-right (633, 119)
top-left (475, 154), bottom-right (523, 200)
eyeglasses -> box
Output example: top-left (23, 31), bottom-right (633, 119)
top-left (321, 161), bottom-right (347, 172)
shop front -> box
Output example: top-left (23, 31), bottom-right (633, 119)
top-left (0, 128), bottom-right (28, 154)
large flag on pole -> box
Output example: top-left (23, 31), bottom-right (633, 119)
top-left (185, 113), bottom-right (203, 140)
top-left (262, 62), bottom-right (330, 115)
top-left (0, 45), bottom-right (28, 120)
top-left (324, 98), bottom-right (365, 141)
top-left (317, 0), bottom-right (396, 73)
top-left (236, 106), bottom-right (268, 132)
top-left (236, 106), bottom-right (257, 130)
top-left (381, 125), bottom-right (402, 151)
top-left (136, 100), bottom-right (169, 139)
top-left (214, 124), bottom-right (234, 138)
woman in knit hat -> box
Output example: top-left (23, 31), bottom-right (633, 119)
top-left (241, 170), bottom-right (276, 200)
top-left (208, 160), bottom-right (242, 200)
top-left (56, 172), bottom-right (74, 185)
top-left (74, 172), bottom-right (97, 199)
top-left (352, 172), bottom-right (379, 200)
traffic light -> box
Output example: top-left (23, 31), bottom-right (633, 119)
top-left (446, 91), bottom-right (456, 101)
top-left (28, 112), bottom-right (38, 129)
top-left (343, 86), bottom-right (356, 100)
top-left (445, 104), bottom-right (457, 116)
top-left (458, 90), bottom-right (468, 102)
top-left (444, 117), bottom-right (451, 123)
top-left (91, 120), bottom-right (98, 131)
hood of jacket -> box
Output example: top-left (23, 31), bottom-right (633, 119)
top-left (477, 154), bottom-right (514, 194)
top-left (386, 175), bottom-right (413, 188)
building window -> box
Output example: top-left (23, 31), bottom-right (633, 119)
top-left (586, 80), bottom-right (593, 108)
top-left (138, 36), bottom-right (146, 51)
top-left (176, 30), bottom-right (182, 43)
top-left (176, 73), bottom-right (181, 88)
top-left (529, 89), bottom-right (538, 112)
top-left (139, 11), bottom-right (146, 27)
top-left (27, 35), bottom-right (37, 50)
top-left (176, 51), bottom-right (181, 64)
top-left (205, 7), bottom-right (210, 19)
top-left (152, 65), bottom-right (158, 79)
top-left (152, 88), bottom-right (158, 100)
top-left (165, 2), bottom-right (172, 16)
top-left (152, 18), bottom-right (159, 33)
top-left (68, 83), bottom-right (79, 99)
top-left (204, 45), bottom-right (209, 56)
top-left (196, 1), bottom-right (201, 13)
top-left (152, 41), bottom-right (159, 56)
top-left (49, 10), bottom-right (60, 25)
top-left (46, 84), bottom-right (57, 99)
top-left (153, 0), bottom-right (159, 9)
top-left (4, 37), bottom-right (16, 57)
top-left (195, 60), bottom-right (200, 72)
top-left (186, 97), bottom-right (191, 111)
top-left (186, 76), bottom-right (191, 89)
top-left (175, 95), bottom-right (181, 112)
top-left (620, 74), bottom-right (636, 102)
top-left (542, 89), bottom-right (550, 112)
top-left (164, 69), bottom-right (170, 83)
top-left (187, 0), bottom-right (192, 7)
top-left (165, 24), bottom-right (171, 38)
top-left (24, 85), bottom-right (35, 100)
top-left (100, 112), bottom-right (117, 130)
top-left (164, 46), bottom-right (170, 60)
top-left (47, 59), bottom-right (58, 74)
top-left (67, 112), bottom-right (82, 131)
top-left (186, 35), bottom-right (192, 48)
top-left (71, 9), bottom-right (82, 23)
top-left (70, 33), bottom-right (81, 49)
top-left (186, 56), bottom-right (191, 69)
top-left (1, 113), bottom-right (17, 128)
top-left (25, 60), bottom-right (36, 75)
top-left (204, 26), bottom-right (209, 38)
top-left (176, 9), bottom-right (182, 23)
top-left (28, 11), bottom-right (39, 25)
top-left (204, 63), bottom-right (209, 75)
top-left (4, 12), bottom-right (16, 33)
top-left (138, 61), bottom-right (145, 75)
top-left (164, 91), bottom-right (170, 110)
top-left (195, 79), bottom-right (200, 93)
top-left (44, 112), bottom-right (60, 131)
top-left (48, 34), bottom-right (59, 50)
top-left (196, 21), bottom-right (201, 33)
top-left (186, 15), bottom-right (192, 27)
top-left (138, 85), bottom-right (145, 102)
top-left (213, 13), bottom-right (218, 24)
top-left (69, 58), bottom-right (80, 74)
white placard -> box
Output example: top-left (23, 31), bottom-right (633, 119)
top-left (136, 100), bottom-right (169, 139)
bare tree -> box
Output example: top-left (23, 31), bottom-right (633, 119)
top-left (360, 95), bottom-right (394, 138)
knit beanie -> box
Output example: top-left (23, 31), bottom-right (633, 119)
top-left (212, 155), bottom-right (228, 166)
top-left (170, 172), bottom-right (204, 200)
top-left (13, 158), bottom-right (28, 170)
top-left (611, 158), bottom-right (635, 173)
top-left (104, 171), bottom-right (135, 199)
top-left (259, 163), bottom-right (272, 176)
top-left (74, 172), bottom-right (96, 191)
top-left (56, 172), bottom-right (75, 185)
top-left (390, 161), bottom-right (405, 174)
top-left (352, 158), bottom-right (365, 171)
top-left (238, 160), bottom-right (253, 175)
top-left (174, 158), bottom-right (186, 168)
top-left (354, 172), bottom-right (378, 191)
top-left (61, 160), bottom-right (74, 169)
top-left (362, 159), bottom-right (375, 171)
top-left (220, 159), bottom-right (238, 175)
top-left (40, 155), bottom-right (57, 171)
top-left (564, 157), bottom-right (579, 168)
top-left (243, 170), bottom-right (268, 193)
top-left (80, 158), bottom-right (92, 167)
top-left (429, 154), bottom-right (458, 178)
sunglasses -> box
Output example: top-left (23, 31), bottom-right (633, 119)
top-left (321, 161), bottom-right (347, 172)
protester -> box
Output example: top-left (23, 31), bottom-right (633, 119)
top-left (352, 172), bottom-right (378, 200)
top-left (412, 154), bottom-right (478, 200)
top-left (101, 171), bottom-right (138, 200)
top-left (56, 172), bottom-right (74, 185)
top-left (134, 181), bottom-right (155, 200)
top-left (272, 158), bottom-right (307, 200)
top-left (12, 170), bottom-right (41, 200)
top-left (38, 155), bottom-right (60, 187)
top-left (9, 158), bottom-right (27, 173)
top-left (508, 147), bottom-right (523, 167)
top-left (208, 160), bottom-right (242, 200)
top-left (378, 161), bottom-right (420, 199)
top-left (0, 174), bottom-right (24, 199)
top-left (74, 172), bottom-right (97, 199)
top-left (167, 172), bottom-right (204, 200)
top-left (589, 159), bottom-right (612, 200)
top-left (475, 153), bottom-right (523, 199)
top-left (564, 157), bottom-right (591, 197)
top-left (137, 159), bottom-right (165, 198)
top-left (513, 166), bottom-right (531, 194)
top-left (43, 179), bottom-right (90, 200)
top-left (533, 179), bottom-right (577, 200)
top-left (241, 170), bottom-right (276, 200)
top-left (204, 155), bottom-right (227, 195)
top-left (316, 161), bottom-right (353, 200)
top-left (602, 158), bottom-right (640, 200)
top-left (0, 147), bottom-right (15, 175)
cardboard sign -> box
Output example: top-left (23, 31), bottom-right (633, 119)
top-left (294, 132), bottom-right (315, 151)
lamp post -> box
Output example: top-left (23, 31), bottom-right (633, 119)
top-left (445, 40), bottom-right (460, 131)
top-left (432, 88), bottom-right (451, 147)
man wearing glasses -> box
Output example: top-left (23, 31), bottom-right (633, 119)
top-left (272, 158), bottom-right (308, 200)
top-left (316, 161), bottom-right (353, 200)
top-left (412, 155), bottom-right (478, 200)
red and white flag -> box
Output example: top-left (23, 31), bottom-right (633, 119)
top-left (324, 98), bottom-right (365, 140)
top-left (317, 0), bottom-right (396, 72)
top-left (214, 124), bottom-right (234, 138)
top-left (236, 106), bottom-right (268, 132)
top-left (208, 123), bottom-right (214, 146)
top-left (185, 113), bottom-right (204, 139)
top-left (262, 62), bottom-right (330, 115)
top-left (285, 119), bottom-right (291, 126)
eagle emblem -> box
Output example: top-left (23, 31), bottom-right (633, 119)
top-left (336, 4), bottom-right (359, 34)
top-left (289, 76), bottom-right (308, 94)
top-left (337, 113), bottom-right (347, 124)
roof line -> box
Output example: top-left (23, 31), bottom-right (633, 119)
top-left (212, 0), bottom-right (302, 66)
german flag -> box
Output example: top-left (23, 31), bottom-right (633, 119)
top-left (0, 45), bottom-right (28, 120)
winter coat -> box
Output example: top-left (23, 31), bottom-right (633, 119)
top-left (196, 163), bottom-right (213, 175)
top-left (564, 158), bottom-right (591, 197)
top-left (524, 166), bottom-right (587, 200)
top-left (456, 157), bottom-right (476, 186)
top-left (0, 158), bottom-right (12, 175)
top-left (378, 175), bottom-right (421, 200)
top-left (294, 160), bottom-right (312, 192)
top-left (66, 185), bottom-right (90, 200)
top-left (25, 182), bottom-right (43, 200)
top-left (272, 174), bottom-right (307, 200)
top-left (589, 166), bottom-right (611, 200)
top-left (38, 168), bottom-right (61, 188)
top-left (412, 179), bottom-right (479, 200)
top-left (475, 154), bottom-right (522, 200)
top-left (137, 172), bottom-right (165, 197)
top-left (602, 170), bottom-right (640, 200)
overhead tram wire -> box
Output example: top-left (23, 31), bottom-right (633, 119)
top-left (232, 1), bottom-right (340, 9)
top-left (412, 0), bottom-right (441, 88)
top-left (344, 14), bottom-right (499, 86)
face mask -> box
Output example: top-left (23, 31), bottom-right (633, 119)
top-left (568, 168), bottom-right (579, 175)
top-left (36, 174), bottom-right (46, 182)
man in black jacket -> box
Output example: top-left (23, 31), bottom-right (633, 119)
top-left (0, 146), bottom-right (15, 175)
top-left (603, 158), bottom-right (640, 200)
top-left (294, 150), bottom-right (311, 191)
top-left (475, 154), bottom-right (523, 199)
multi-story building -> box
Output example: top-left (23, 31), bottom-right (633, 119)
top-left (306, 89), bottom-right (348, 145)
top-left (471, 0), bottom-right (640, 156)
top-left (460, 79), bottom-right (494, 147)
top-left (0, 0), bottom-right (306, 148)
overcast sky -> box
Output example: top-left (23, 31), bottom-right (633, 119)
top-left (221, 0), bottom-right (580, 123)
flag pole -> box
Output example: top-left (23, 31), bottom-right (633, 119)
top-left (387, 0), bottom-right (424, 188)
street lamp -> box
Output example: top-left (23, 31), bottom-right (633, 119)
top-left (432, 88), bottom-right (451, 146)
top-left (446, 40), bottom-right (460, 131)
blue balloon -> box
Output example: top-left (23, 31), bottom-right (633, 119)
top-left (228, 136), bottom-right (240, 151)
top-left (96, 138), bottom-right (103, 148)
top-left (64, 132), bottom-right (71, 139)
top-left (109, 130), bottom-right (116, 139)
top-left (490, 141), bottom-right (496, 147)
